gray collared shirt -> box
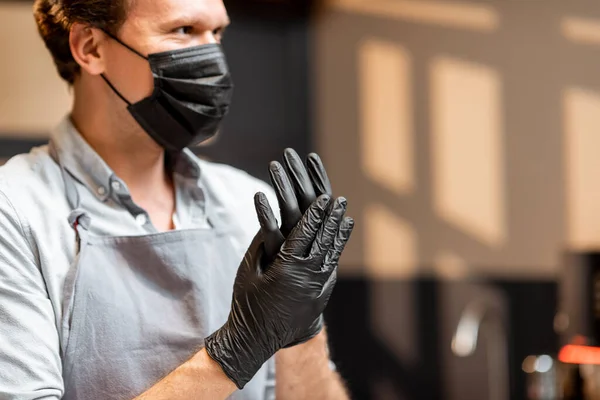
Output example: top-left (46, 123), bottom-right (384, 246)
top-left (0, 117), bottom-right (278, 399)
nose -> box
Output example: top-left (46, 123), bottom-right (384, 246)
top-left (197, 31), bottom-right (219, 45)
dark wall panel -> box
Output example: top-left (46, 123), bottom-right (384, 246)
top-left (325, 276), bottom-right (558, 400)
top-left (195, 9), bottom-right (312, 182)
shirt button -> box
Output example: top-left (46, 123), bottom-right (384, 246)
top-left (97, 186), bottom-right (106, 196)
top-left (135, 214), bottom-right (148, 226)
top-left (111, 181), bottom-right (122, 191)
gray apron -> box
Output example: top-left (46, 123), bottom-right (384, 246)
top-left (51, 143), bottom-right (273, 400)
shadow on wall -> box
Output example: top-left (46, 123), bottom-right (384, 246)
top-left (314, 0), bottom-right (600, 399)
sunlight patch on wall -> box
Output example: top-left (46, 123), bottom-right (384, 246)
top-left (431, 56), bottom-right (506, 248)
top-left (364, 202), bottom-right (419, 279)
top-left (434, 251), bottom-right (470, 281)
top-left (330, 0), bottom-right (499, 32)
top-left (564, 87), bottom-right (600, 250)
top-left (562, 16), bottom-right (600, 46)
top-left (359, 38), bottom-right (414, 196)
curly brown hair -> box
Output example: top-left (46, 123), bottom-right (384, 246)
top-left (33, 0), bottom-right (131, 84)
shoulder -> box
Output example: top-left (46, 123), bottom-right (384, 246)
top-left (0, 146), bottom-right (68, 245)
top-left (195, 157), bottom-right (278, 211)
top-left (0, 145), bottom-right (64, 214)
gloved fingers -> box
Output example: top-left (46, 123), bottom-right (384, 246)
top-left (281, 194), bottom-right (332, 257)
top-left (310, 197), bottom-right (348, 260)
top-left (283, 148), bottom-right (317, 213)
top-left (306, 153), bottom-right (333, 198)
top-left (323, 268), bottom-right (337, 293)
top-left (318, 267), bottom-right (337, 301)
top-left (254, 192), bottom-right (278, 232)
top-left (322, 216), bottom-right (355, 276)
top-left (254, 192), bottom-right (285, 264)
top-left (269, 161), bottom-right (302, 237)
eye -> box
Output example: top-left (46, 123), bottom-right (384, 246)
top-left (173, 26), bottom-right (194, 35)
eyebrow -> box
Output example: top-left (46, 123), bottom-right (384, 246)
top-left (163, 13), bottom-right (231, 31)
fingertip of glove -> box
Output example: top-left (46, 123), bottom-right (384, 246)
top-left (341, 216), bottom-right (355, 232)
top-left (269, 161), bottom-right (283, 172)
top-left (317, 194), bottom-right (332, 208)
top-left (284, 149), bottom-right (305, 171)
top-left (254, 192), bottom-right (267, 205)
top-left (284, 148), bottom-right (299, 158)
top-left (254, 193), bottom-right (274, 221)
top-left (344, 218), bottom-right (355, 240)
top-left (307, 152), bottom-right (322, 165)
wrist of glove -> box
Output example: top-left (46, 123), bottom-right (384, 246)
top-left (283, 265), bottom-right (338, 348)
top-left (205, 195), bottom-right (353, 389)
top-left (282, 315), bottom-right (323, 348)
top-left (282, 271), bottom-right (338, 348)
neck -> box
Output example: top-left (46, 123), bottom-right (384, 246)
top-left (70, 77), bottom-right (174, 206)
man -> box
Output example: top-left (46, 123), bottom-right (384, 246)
top-left (0, 0), bottom-right (354, 398)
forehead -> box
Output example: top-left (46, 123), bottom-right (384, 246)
top-left (126, 0), bottom-right (228, 28)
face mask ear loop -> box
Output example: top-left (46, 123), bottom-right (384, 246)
top-left (100, 74), bottom-right (132, 106)
top-left (100, 28), bottom-right (149, 60)
top-left (97, 28), bottom-right (150, 106)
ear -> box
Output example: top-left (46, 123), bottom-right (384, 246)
top-left (69, 23), bottom-right (107, 77)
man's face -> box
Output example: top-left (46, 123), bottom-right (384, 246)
top-left (100, 0), bottom-right (229, 104)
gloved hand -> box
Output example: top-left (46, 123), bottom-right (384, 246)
top-left (260, 148), bottom-right (343, 347)
top-left (204, 194), bottom-right (354, 389)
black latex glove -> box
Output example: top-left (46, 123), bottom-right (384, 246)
top-left (271, 149), bottom-right (333, 240)
top-left (262, 149), bottom-right (339, 346)
top-left (204, 194), bottom-right (354, 389)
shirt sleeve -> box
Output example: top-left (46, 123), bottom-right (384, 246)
top-left (0, 190), bottom-right (64, 399)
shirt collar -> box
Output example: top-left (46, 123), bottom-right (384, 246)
top-left (170, 148), bottom-right (203, 181)
top-left (50, 116), bottom-right (203, 202)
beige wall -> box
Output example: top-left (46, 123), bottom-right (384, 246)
top-left (313, 0), bottom-right (600, 279)
top-left (0, 3), bottom-right (71, 139)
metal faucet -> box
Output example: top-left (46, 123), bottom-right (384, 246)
top-left (451, 298), bottom-right (509, 400)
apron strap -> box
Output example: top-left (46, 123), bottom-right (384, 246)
top-left (67, 208), bottom-right (91, 254)
top-left (49, 139), bottom-right (90, 252)
top-left (48, 140), bottom-right (81, 210)
top-left (197, 172), bottom-right (234, 235)
top-left (48, 140), bottom-right (83, 211)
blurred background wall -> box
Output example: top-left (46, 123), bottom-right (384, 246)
top-left (314, 0), bottom-right (600, 280)
top-left (4, 0), bottom-right (600, 399)
top-left (0, 1), bottom-right (69, 161)
top-left (315, 2), bottom-right (588, 397)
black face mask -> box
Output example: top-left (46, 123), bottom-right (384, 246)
top-left (101, 32), bottom-right (234, 151)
